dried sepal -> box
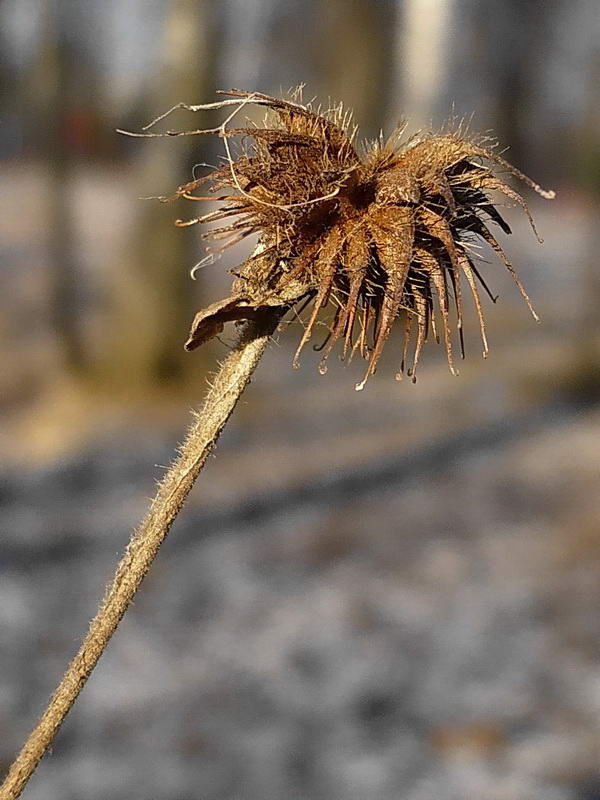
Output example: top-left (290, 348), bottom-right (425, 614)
top-left (132, 89), bottom-right (554, 387)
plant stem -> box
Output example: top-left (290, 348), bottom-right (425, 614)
top-left (0, 311), bottom-right (281, 800)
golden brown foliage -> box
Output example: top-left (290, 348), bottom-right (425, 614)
top-left (157, 90), bottom-right (554, 389)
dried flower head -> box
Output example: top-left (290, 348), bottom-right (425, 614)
top-left (137, 89), bottom-right (555, 390)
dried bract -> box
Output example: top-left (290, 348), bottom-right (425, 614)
top-left (144, 90), bottom-right (555, 389)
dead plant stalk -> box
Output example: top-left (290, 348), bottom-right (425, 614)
top-left (1, 86), bottom-right (554, 798)
top-left (0, 311), bottom-right (281, 800)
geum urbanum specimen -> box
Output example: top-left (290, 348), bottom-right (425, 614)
top-left (157, 89), bottom-right (555, 389)
top-left (0, 90), bottom-right (554, 800)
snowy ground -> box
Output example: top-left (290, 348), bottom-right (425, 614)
top-left (2, 399), bottom-right (600, 800)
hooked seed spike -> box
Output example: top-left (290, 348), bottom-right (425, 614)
top-left (420, 208), bottom-right (464, 351)
top-left (426, 285), bottom-right (439, 343)
top-left (448, 266), bottom-right (465, 358)
top-left (470, 262), bottom-right (498, 304)
top-left (449, 171), bottom-right (513, 235)
top-left (479, 202), bottom-right (512, 236)
top-left (398, 309), bottom-right (413, 377)
top-left (341, 229), bottom-right (371, 357)
top-left (292, 229), bottom-right (340, 368)
top-left (420, 250), bottom-right (457, 376)
top-left (342, 271), bottom-right (365, 358)
top-left (366, 206), bottom-right (414, 378)
top-left (475, 220), bottom-right (539, 321)
top-left (472, 173), bottom-right (543, 243)
top-left (486, 149), bottom-right (555, 200)
top-left (459, 253), bottom-right (489, 357)
top-left (411, 287), bottom-right (429, 381)
top-left (318, 299), bottom-right (347, 371)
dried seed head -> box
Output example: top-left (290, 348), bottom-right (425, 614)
top-left (153, 89), bottom-right (555, 389)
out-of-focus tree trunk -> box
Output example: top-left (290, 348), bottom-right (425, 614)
top-left (105, 0), bottom-right (218, 390)
top-left (312, 0), bottom-right (397, 140)
top-left (24, 2), bottom-right (87, 375)
top-left (569, 55), bottom-right (600, 399)
top-left (580, 57), bottom-right (600, 319)
top-left (397, 0), bottom-right (456, 132)
top-left (487, 0), bottom-right (553, 176)
top-left (451, 0), bottom-right (557, 177)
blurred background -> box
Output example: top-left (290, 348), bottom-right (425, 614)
top-left (1, 1), bottom-right (600, 798)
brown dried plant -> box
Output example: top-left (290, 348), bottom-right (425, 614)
top-left (141, 89), bottom-right (553, 389)
top-left (1, 91), bottom-right (554, 800)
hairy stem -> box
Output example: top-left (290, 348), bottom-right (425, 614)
top-left (0, 311), bottom-right (281, 800)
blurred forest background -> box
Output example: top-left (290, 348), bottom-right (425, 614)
top-left (1, 1), bottom-right (600, 799)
